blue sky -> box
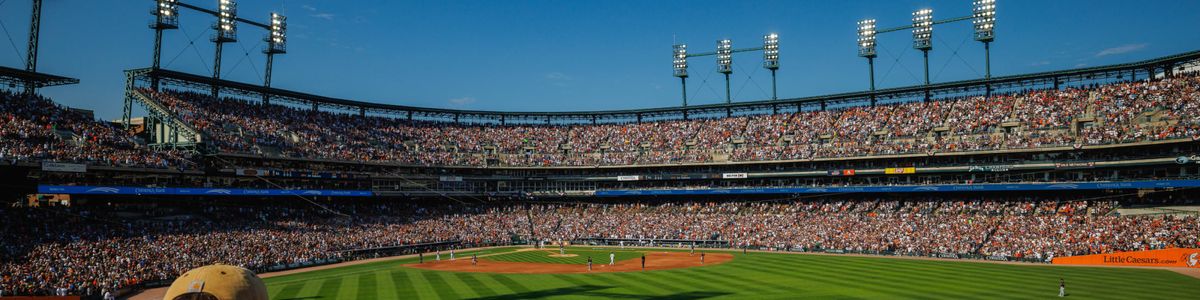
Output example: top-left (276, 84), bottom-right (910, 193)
top-left (1, 0), bottom-right (1197, 119)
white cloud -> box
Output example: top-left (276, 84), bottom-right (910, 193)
top-left (545, 72), bottom-right (571, 81)
top-left (448, 97), bottom-right (476, 106)
top-left (312, 13), bottom-right (336, 21)
top-left (1095, 43), bottom-right (1147, 57)
top-left (301, 4), bottom-right (317, 11)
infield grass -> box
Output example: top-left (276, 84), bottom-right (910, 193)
top-left (263, 247), bottom-right (1200, 299)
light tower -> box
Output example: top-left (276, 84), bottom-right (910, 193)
top-left (263, 12), bottom-right (286, 105)
top-left (912, 8), bottom-right (933, 101)
top-left (973, 0), bottom-right (995, 80)
top-left (763, 33), bottom-right (779, 101)
top-left (857, 19), bottom-right (877, 105)
top-left (717, 39), bottom-right (733, 104)
top-left (673, 44), bottom-right (688, 107)
top-left (150, 0), bottom-right (179, 91)
top-left (212, 0), bottom-right (238, 99)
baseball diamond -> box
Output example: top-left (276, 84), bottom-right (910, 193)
top-left (251, 247), bottom-right (1200, 299)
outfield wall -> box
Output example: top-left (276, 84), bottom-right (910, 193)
top-left (1052, 248), bottom-right (1200, 268)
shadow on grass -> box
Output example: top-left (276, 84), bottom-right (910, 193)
top-left (466, 285), bottom-right (732, 300)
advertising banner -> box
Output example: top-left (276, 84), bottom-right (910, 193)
top-left (595, 179), bottom-right (1200, 196)
top-left (885, 167), bottom-right (916, 174)
top-left (1052, 248), bottom-right (1200, 268)
top-left (38, 185), bottom-right (374, 197)
top-left (41, 162), bottom-right (87, 173)
top-left (722, 173), bottom-right (748, 179)
top-left (617, 175), bottom-right (641, 181)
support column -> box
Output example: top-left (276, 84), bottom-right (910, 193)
top-left (24, 0), bottom-right (42, 95)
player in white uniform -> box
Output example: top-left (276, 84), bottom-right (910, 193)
top-left (450, 248), bottom-right (456, 261)
top-left (436, 249), bottom-right (441, 261)
top-left (609, 252), bottom-right (616, 266)
top-left (1058, 278), bottom-right (1066, 297)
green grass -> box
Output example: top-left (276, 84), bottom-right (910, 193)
top-left (485, 248), bottom-right (645, 265)
top-left (263, 247), bottom-right (1200, 299)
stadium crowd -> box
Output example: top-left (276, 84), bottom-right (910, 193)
top-left (145, 73), bottom-right (1200, 167)
top-left (2, 197), bottom-right (1197, 297)
top-left (0, 91), bottom-right (193, 169)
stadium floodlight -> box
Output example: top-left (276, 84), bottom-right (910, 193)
top-left (673, 44), bottom-right (688, 78)
top-left (858, 19), bottom-right (878, 105)
top-left (266, 12), bottom-right (287, 54)
top-left (972, 0), bottom-right (995, 42)
top-left (215, 0), bottom-right (237, 42)
top-left (974, 0), bottom-right (996, 81)
top-left (673, 44), bottom-right (688, 107)
top-left (717, 39), bottom-right (733, 74)
top-left (762, 33), bottom-right (779, 70)
top-left (856, 19), bottom-right (876, 58)
top-left (911, 9), bottom-right (932, 50)
top-left (717, 39), bottom-right (733, 104)
top-left (155, 0), bottom-right (179, 28)
top-left (763, 33), bottom-right (779, 101)
top-left (150, 0), bottom-right (180, 91)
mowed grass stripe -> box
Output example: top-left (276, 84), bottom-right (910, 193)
top-left (390, 269), bottom-right (422, 299)
top-left (733, 256), bottom-right (922, 298)
top-left (415, 269), bottom-right (462, 299)
top-left (334, 274), bottom-right (359, 300)
top-left (490, 274), bottom-right (533, 294)
top-left (451, 271), bottom-right (500, 298)
top-left (269, 282), bottom-right (304, 300)
top-left (589, 273), bottom-right (662, 295)
top-left (759, 255), bottom-right (988, 299)
top-left (292, 278), bottom-right (325, 298)
top-left (354, 272), bottom-right (376, 299)
top-left (469, 273), bottom-right (518, 295)
top-left (433, 271), bottom-right (478, 299)
top-left (374, 271), bottom-right (399, 300)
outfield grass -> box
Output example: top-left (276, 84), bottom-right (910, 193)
top-left (263, 247), bottom-right (1200, 299)
top-left (486, 248), bottom-right (645, 265)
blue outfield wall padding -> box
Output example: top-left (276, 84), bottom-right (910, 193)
top-left (38, 185), bottom-right (374, 197)
top-left (593, 179), bottom-right (1200, 197)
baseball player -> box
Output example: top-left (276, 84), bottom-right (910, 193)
top-left (559, 243), bottom-right (565, 255)
top-left (700, 252), bottom-right (706, 265)
top-left (436, 249), bottom-right (441, 261)
top-left (1059, 278), bottom-right (1066, 297)
top-left (690, 243), bottom-right (695, 256)
top-left (472, 254), bottom-right (478, 266)
top-left (419, 252), bottom-right (424, 264)
top-left (641, 254), bottom-right (646, 269)
top-left (587, 257), bottom-right (593, 271)
top-left (450, 248), bottom-right (456, 261)
top-left (609, 252), bottom-right (615, 266)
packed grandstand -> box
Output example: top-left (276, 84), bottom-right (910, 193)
top-left (2, 196), bottom-right (1198, 296)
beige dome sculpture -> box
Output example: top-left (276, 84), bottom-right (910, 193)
top-left (163, 264), bottom-right (268, 300)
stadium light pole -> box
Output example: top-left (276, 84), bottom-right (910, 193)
top-left (212, 0), bottom-right (238, 99)
top-left (263, 12), bottom-right (286, 106)
top-left (912, 8), bottom-right (933, 102)
top-left (973, 0), bottom-right (996, 96)
top-left (673, 44), bottom-right (688, 108)
top-left (151, 0), bottom-right (180, 91)
top-left (857, 19), bottom-right (877, 106)
top-left (23, 0), bottom-right (42, 95)
top-left (763, 33), bottom-right (779, 101)
top-left (717, 39), bottom-right (733, 105)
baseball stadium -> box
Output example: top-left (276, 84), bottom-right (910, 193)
top-left (1, 0), bottom-right (1200, 299)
